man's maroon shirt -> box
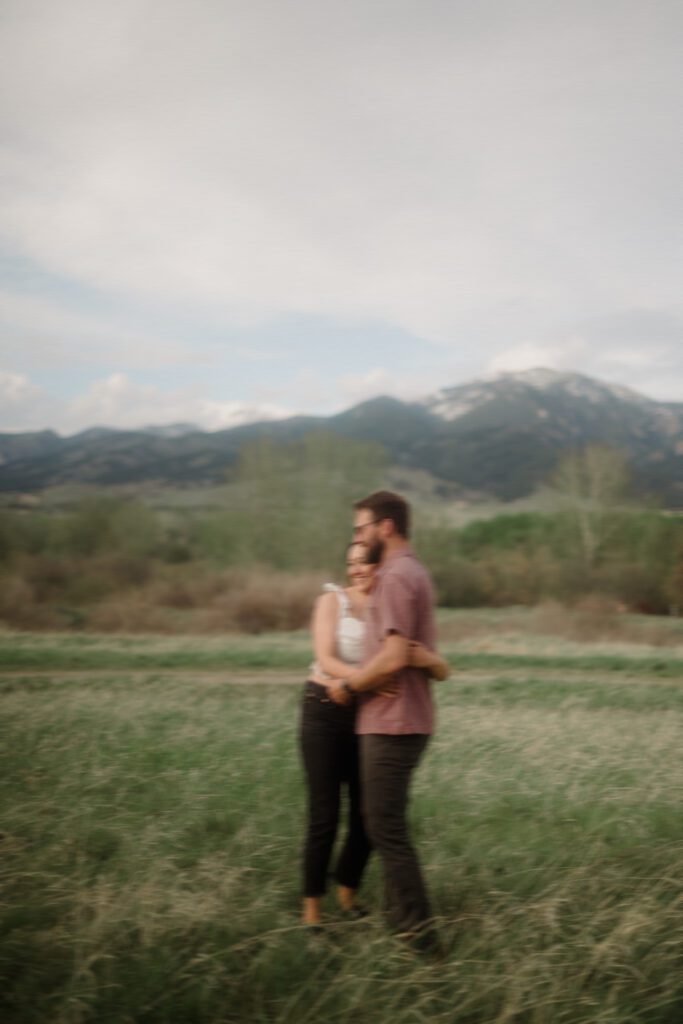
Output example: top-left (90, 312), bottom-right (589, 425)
top-left (356, 545), bottom-right (436, 735)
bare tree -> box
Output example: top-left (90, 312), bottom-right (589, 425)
top-left (549, 445), bottom-right (631, 570)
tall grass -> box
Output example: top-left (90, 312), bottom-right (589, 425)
top-left (1, 653), bottom-right (682, 1023)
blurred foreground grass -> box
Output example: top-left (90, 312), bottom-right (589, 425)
top-left (1, 620), bottom-right (682, 1023)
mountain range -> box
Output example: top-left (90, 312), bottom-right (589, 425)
top-left (1, 369), bottom-right (681, 505)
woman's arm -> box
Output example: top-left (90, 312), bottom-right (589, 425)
top-left (408, 641), bottom-right (451, 681)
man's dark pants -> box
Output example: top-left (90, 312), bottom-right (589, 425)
top-left (360, 733), bottom-right (432, 934)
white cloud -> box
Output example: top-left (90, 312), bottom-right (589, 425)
top-left (340, 368), bottom-right (438, 406)
top-left (489, 337), bottom-right (590, 375)
top-left (1, 0), bottom-right (681, 338)
top-left (0, 370), bottom-right (41, 404)
top-left (0, 0), bottom-right (681, 415)
top-left (0, 288), bottom-right (199, 370)
top-left (195, 398), bottom-right (290, 431)
top-left (0, 370), bottom-right (58, 431)
top-left (486, 317), bottom-right (683, 402)
top-left (65, 374), bottom-right (175, 431)
top-left (0, 370), bottom-right (292, 434)
top-left (340, 369), bottom-right (394, 404)
top-left (64, 373), bottom-right (292, 433)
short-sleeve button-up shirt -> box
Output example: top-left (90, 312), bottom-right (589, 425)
top-left (356, 546), bottom-right (436, 735)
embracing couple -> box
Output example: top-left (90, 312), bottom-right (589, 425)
top-left (299, 490), bottom-right (449, 951)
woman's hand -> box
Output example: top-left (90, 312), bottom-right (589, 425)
top-left (408, 641), bottom-right (434, 668)
top-left (408, 641), bottom-right (451, 681)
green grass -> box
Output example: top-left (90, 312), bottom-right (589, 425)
top-left (0, 632), bottom-right (312, 671)
top-left (1, 625), bottom-right (683, 678)
top-left (1, 635), bottom-right (682, 1023)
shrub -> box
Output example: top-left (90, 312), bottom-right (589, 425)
top-left (153, 579), bottom-right (197, 610)
top-left (87, 596), bottom-right (175, 633)
top-left (0, 574), bottom-right (59, 629)
top-left (22, 556), bottom-right (70, 601)
top-left (456, 513), bottom-right (556, 556)
top-left (218, 571), bottom-right (324, 634)
top-left (600, 561), bottom-right (671, 615)
top-left (57, 499), bottom-right (160, 559)
top-left (430, 558), bottom-right (489, 608)
top-left (571, 594), bottom-right (621, 640)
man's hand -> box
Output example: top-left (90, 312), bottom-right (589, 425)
top-left (377, 677), bottom-right (399, 699)
top-left (325, 679), bottom-right (352, 705)
top-left (325, 676), bottom-right (397, 702)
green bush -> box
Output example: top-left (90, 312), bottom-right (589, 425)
top-left (56, 498), bottom-right (159, 559)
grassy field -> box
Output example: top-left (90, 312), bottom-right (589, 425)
top-left (1, 620), bottom-right (682, 1023)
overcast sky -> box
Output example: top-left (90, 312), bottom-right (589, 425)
top-left (1, 0), bottom-right (681, 434)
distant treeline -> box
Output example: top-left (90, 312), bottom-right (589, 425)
top-left (417, 510), bottom-right (682, 615)
top-left (1, 436), bottom-right (681, 631)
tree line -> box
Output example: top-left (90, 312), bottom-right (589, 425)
top-left (0, 434), bottom-right (681, 630)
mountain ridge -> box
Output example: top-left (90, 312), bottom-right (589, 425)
top-left (1, 370), bottom-right (681, 504)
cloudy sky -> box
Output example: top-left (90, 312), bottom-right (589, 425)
top-left (1, 0), bottom-right (681, 434)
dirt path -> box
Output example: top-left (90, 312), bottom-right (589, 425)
top-left (0, 668), bottom-right (305, 685)
top-left (0, 667), bottom-right (679, 687)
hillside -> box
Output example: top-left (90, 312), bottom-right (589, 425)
top-left (1, 370), bottom-right (681, 504)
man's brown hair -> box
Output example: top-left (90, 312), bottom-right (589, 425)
top-left (353, 490), bottom-right (410, 538)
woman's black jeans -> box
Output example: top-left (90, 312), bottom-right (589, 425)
top-left (299, 681), bottom-right (372, 897)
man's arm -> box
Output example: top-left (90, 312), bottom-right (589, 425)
top-left (346, 632), bottom-right (408, 691)
top-left (327, 632), bottom-right (408, 703)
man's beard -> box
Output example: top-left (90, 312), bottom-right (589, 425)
top-left (366, 537), bottom-right (385, 564)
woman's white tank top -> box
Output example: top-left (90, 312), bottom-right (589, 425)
top-left (310, 583), bottom-right (365, 678)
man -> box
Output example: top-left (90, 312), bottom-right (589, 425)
top-left (326, 490), bottom-right (438, 947)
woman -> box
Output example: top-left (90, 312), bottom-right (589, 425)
top-left (300, 541), bottom-right (449, 928)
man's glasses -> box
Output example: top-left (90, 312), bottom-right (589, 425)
top-left (352, 518), bottom-right (381, 536)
